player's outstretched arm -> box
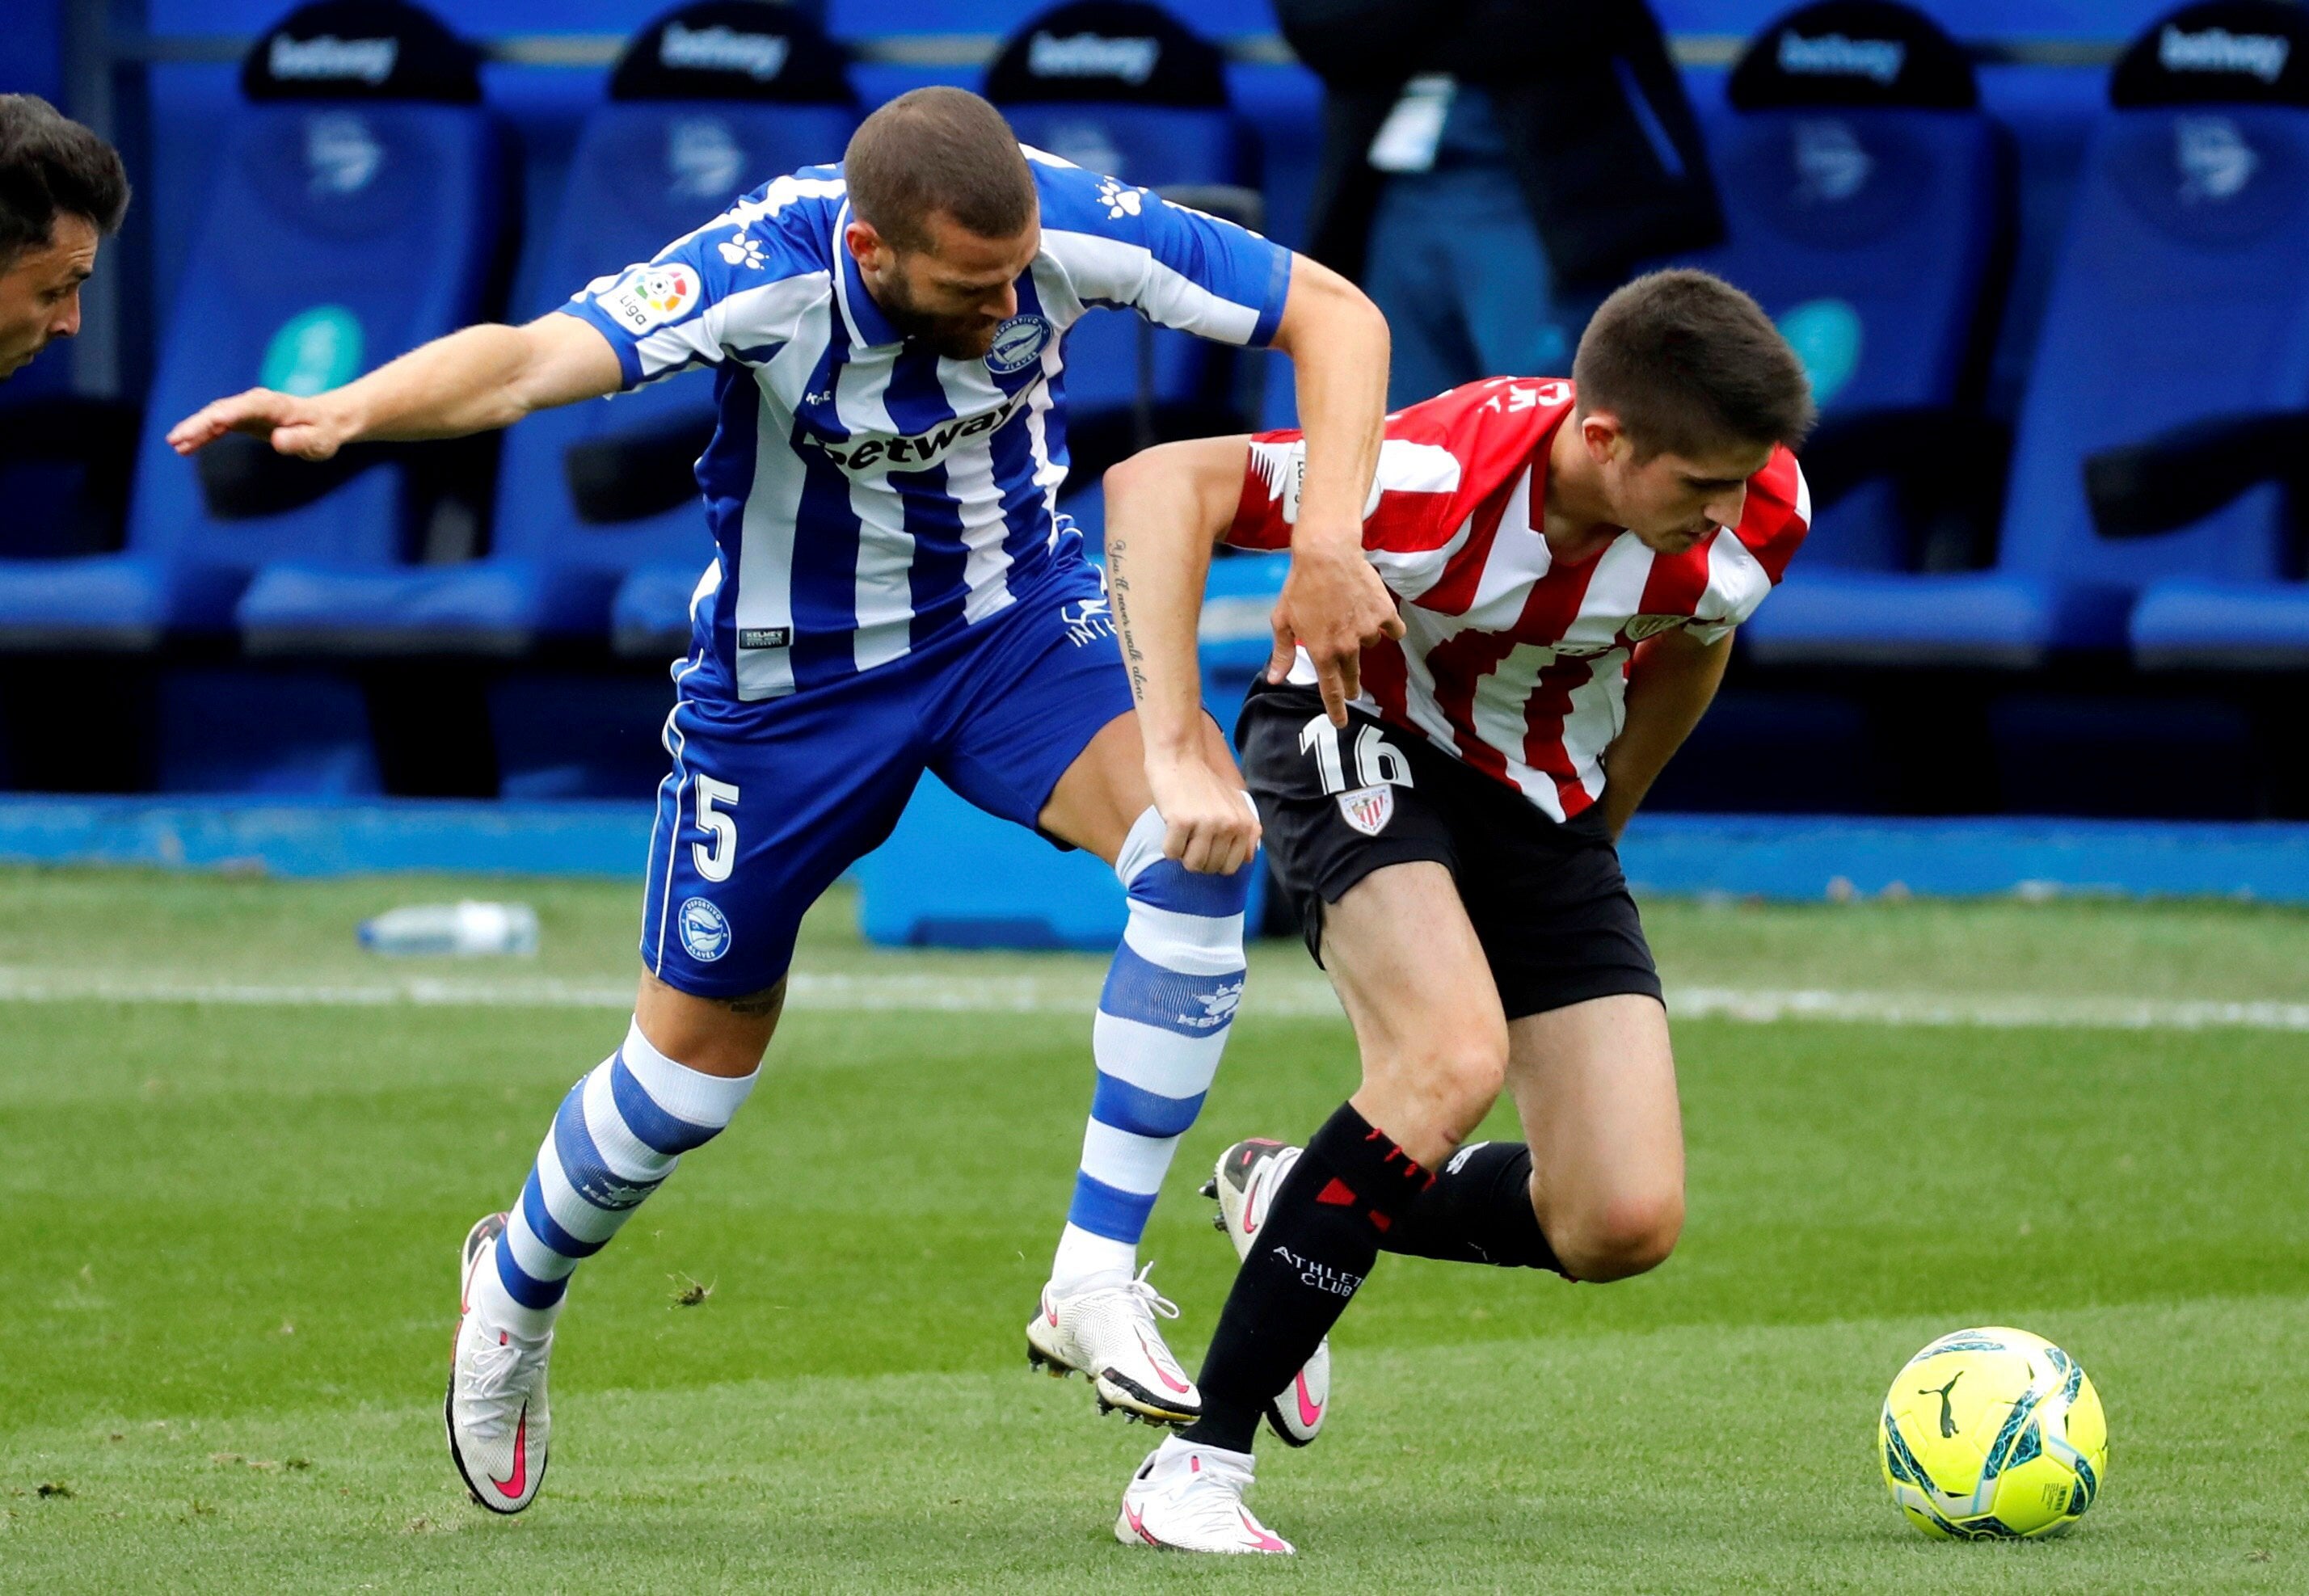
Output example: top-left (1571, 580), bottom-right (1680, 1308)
top-left (165, 314), bottom-right (623, 461)
top-left (1104, 435), bottom-right (1262, 875)
top-left (1266, 254), bottom-right (1403, 725)
top-left (1598, 628), bottom-right (1734, 840)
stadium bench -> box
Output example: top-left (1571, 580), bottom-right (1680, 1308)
top-left (235, 1), bottom-right (858, 669)
top-left (0, 0), bottom-right (504, 660)
top-left (1756, 0), bottom-right (2309, 668)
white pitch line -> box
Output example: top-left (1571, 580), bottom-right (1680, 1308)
top-left (1671, 987), bottom-right (2309, 1033)
top-left (0, 965), bottom-right (2305, 1033)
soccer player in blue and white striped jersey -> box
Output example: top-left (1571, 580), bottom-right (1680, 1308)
top-left (167, 86), bottom-right (1397, 1515)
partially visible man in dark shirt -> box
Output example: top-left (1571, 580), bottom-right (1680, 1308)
top-left (1276, 0), bottom-right (1723, 406)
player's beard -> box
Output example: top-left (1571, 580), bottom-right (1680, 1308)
top-left (874, 274), bottom-right (1005, 361)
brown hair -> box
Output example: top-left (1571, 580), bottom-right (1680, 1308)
top-left (1572, 269), bottom-right (1815, 458)
top-left (0, 95), bottom-right (130, 269)
top-left (843, 86), bottom-right (1035, 255)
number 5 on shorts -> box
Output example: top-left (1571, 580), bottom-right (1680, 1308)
top-left (693, 777), bottom-right (739, 882)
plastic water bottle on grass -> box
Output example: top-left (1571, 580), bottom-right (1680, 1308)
top-left (358, 901), bottom-right (539, 957)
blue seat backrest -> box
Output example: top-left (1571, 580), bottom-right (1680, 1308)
top-left (490, 102), bottom-right (858, 571)
top-left (1999, 1), bottom-right (2309, 588)
top-left (128, 103), bottom-right (501, 571)
top-left (1702, 111), bottom-right (2003, 416)
top-left (988, 2), bottom-right (1251, 426)
top-left (129, 1), bottom-right (504, 571)
top-left (1699, 2), bottom-right (2007, 568)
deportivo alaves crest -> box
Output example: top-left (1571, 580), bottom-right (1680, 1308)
top-left (985, 314), bottom-right (1054, 374)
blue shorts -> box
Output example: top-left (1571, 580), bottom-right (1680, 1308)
top-left (638, 560), bottom-right (1135, 997)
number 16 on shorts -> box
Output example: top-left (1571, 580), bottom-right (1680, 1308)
top-left (1301, 714), bottom-right (1412, 837)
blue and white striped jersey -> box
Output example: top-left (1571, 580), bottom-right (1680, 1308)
top-left (559, 148), bottom-right (1292, 701)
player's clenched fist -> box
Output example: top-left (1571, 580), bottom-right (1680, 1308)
top-left (1269, 536), bottom-right (1404, 727)
top-left (1148, 754), bottom-right (1262, 877)
top-left (166, 388), bottom-right (352, 461)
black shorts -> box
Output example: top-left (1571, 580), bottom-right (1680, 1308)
top-left (1237, 682), bottom-right (1662, 1021)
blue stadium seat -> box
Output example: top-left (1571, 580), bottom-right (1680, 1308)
top-left (0, 0), bottom-right (504, 655)
top-left (237, 1), bottom-right (859, 663)
top-left (986, 0), bottom-right (1263, 506)
top-left (1690, 2), bottom-right (2008, 576)
top-left (2131, 579), bottom-right (2309, 668)
top-left (2104, 6), bottom-right (2309, 671)
top-left (1753, 0), bottom-right (2309, 667)
top-left (1674, 2), bottom-right (2014, 665)
top-left (2074, 401), bottom-right (2309, 667)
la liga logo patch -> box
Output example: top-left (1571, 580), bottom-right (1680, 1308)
top-left (604, 263), bottom-right (700, 335)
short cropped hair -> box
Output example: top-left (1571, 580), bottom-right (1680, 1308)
top-left (844, 86), bottom-right (1035, 255)
top-left (1573, 269), bottom-right (1814, 458)
top-left (0, 95), bottom-right (131, 269)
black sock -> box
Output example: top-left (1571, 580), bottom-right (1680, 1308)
top-left (1182, 1103), bottom-right (1434, 1454)
top-left (1379, 1141), bottom-right (1564, 1274)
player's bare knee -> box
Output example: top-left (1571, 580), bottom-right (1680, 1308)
top-left (635, 971), bottom-right (782, 1077)
top-left (1553, 1188), bottom-right (1683, 1282)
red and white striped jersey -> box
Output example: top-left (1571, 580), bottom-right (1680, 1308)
top-left (1227, 377), bottom-right (1810, 823)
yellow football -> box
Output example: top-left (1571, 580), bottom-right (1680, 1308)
top-left (1879, 1326), bottom-right (2108, 1539)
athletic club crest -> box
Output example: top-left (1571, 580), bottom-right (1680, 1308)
top-left (1337, 783), bottom-right (1395, 836)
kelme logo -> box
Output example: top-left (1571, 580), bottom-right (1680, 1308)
top-left (261, 305), bottom-right (364, 397)
top-left (1776, 298), bottom-right (1862, 408)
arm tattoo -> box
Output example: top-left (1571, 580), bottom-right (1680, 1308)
top-left (1105, 536), bottom-right (1153, 709)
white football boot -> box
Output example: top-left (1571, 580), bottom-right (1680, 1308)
top-left (445, 1212), bottom-right (553, 1514)
top-left (1026, 1262), bottom-right (1201, 1425)
top-left (1116, 1436), bottom-right (1295, 1555)
top-left (1203, 1139), bottom-right (1331, 1445)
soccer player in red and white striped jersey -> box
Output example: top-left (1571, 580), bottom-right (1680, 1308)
top-left (1228, 369), bottom-right (1809, 827)
top-left (1102, 271), bottom-right (1816, 1555)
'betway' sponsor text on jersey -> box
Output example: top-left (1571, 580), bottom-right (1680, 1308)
top-left (1229, 378), bottom-right (1810, 825)
top-left (561, 150), bottom-right (1290, 701)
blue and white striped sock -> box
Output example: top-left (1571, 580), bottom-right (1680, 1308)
top-left (1050, 806), bottom-right (1252, 1297)
top-left (470, 1018), bottom-right (759, 1337)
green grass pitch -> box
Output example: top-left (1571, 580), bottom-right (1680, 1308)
top-left (1, 869), bottom-right (2305, 1590)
